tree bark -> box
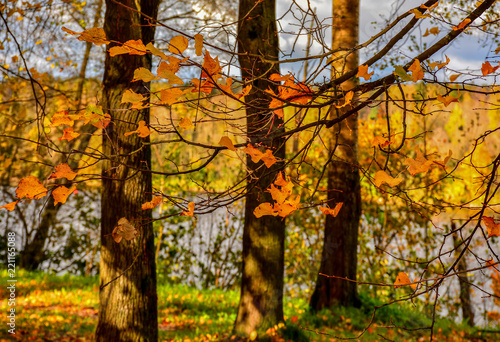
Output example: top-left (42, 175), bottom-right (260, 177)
top-left (233, 0), bottom-right (285, 336)
top-left (310, 0), bottom-right (361, 310)
top-left (95, 0), bottom-right (159, 340)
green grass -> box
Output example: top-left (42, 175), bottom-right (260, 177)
top-left (0, 270), bottom-right (494, 341)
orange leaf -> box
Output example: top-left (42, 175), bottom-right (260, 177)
top-left (260, 149), bottom-right (277, 168)
top-left (0, 201), bottom-right (19, 211)
top-left (142, 196), bottom-right (163, 210)
top-left (405, 150), bottom-right (433, 176)
top-left (179, 117), bottom-right (194, 130)
top-left (409, 8), bottom-right (429, 19)
top-left (371, 136), bottom-right (392, 148)
top-left (243, 144), bottom-right (263, 164)
top-left (160, 87), bottom-right (186, 105)
top-left (194, 34), bottom-right (203, 56)
top-left (356, 64), bottom-right (374, 81)
top-left (112, 217), bottom-right (139, 243)
top-left (51, 111), bottom-right (74, 127)
top-left (483, 216), bottom-right (500, 238)
top-left (277, 195), bottom-right (300, 217)
top-left (449, 74), bottom-right (460, 82)
top-left (124, 120), bottom-right (150, 137)
top-left (335, 90), bottom-right (354, 108)
top-left (319, 202), bottom-right (343, 217)
top-left (16, 176), bottom-right (48, 200)
top-left (481, 61), bottom-right (500, 76)
top-left (169, 35), bottom-right (189, 54)
top-left (374, 170), bottom-right (403, 188)
top-left (219, 136), bottom-right (236, 151)
top-left (59, 127), bottom-right (80, 141)
top-left (121, 89), bottom-right (146, 104)
top-left (420, 2), bottom-right (438, 10)
top-left (254, 203), bottom-right (278, 218)
top-left (62, 27), bottom-right (109, 45)
top-left (157, 57), bottom-right (182, 75)
top-left (49, 163), bottom-right (77, 181)
top-left (394, 272), bottom-right (416, 290)
top-left (201, 50), bottom-right (221, 78)
top-left (132, 67), bottom-right (157, 82)
top-left (109, 39), bottom-right (147, 56)
top-left (436, 94), bottom-right (459, 107)
top-left (52, 185), bottom-right (77, 205)
top-left (269, 184), bottom-right (288, 205)
top-left (270, 73), bottom-right (291, 82)
top-left (182, 202), bottom-right (195, 217)
top-left (190, 78), bottom-right (214, 94)
top-left (428, 55), bottom-right (450, 70)
top-left (453, 18), bottom-right (471, 31)
top-left (408, 59), bottom-right (424, 82)
top-left (146, 42), bottom-right (168, 60)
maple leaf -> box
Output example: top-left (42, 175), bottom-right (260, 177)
top-left (269, 184), bottom-right (288, 205)
top-left (59, 127), bottom-right (80, 141)
top-left (182, 202), bottom-right (195, 217)
top-left (436, 94), bottom-right (459, 107)
top-left (356, 64), bottom-right (374, 81)
top-left (260, 149), bottom-right (277, 168)
top-left (169, 35), bottom-right (189, 54)
top-left (423, 27), bottom-right (440, 37)
top-left (483, 216), bottom-right (500, 238)
top-left (201, 50), bottom-right (221, 79)
top-left (428, 55), bottom-right (450, 70)
top-left (277, 195), bottom-right (300, 217)
top-left (266, 88), bottom-right (284, 118)
top-left (62, 27), bottom-right (109, 45)
top-left (408, 59), bottom-right (424, 82)
top-left (179, 117), bottom-right (194, 130)
top-left (142, 196), bottom-right (163, 210)
top-left (49, 163), bottom-right (77, 181)
top-left (335, 90), bottom-right (354, 108)
top-left (319, 202), bottom-right (343, 217)
top-left (124, 120), bottom-right (150, 137)
top-left (374, 170), bottom-right (403, 188)
top-left (191, 78), bottom-right (214, 94)
top-left (194, 34), bottom-right (203, 56)
top-left (52, 185), bottom-right (77, 205)
top-left (481, 61), bottom-right (500, 76)
top-left (109, 39), bottom-right (147, 56)
top-left (371, 136), bottom-right (392, 148)
top-left (405, 149), bottom-right (433, 176)
top-left (243, 144), bottom-right (264, 164)
top-left (146, 42), bottom-right (168, 60)
top-left (0, 201), bottom-right (19, 211)
top-left (51, 111), bottom-right (74, 127)
top-left (254, 203), bottom-right (278, 218)
top-left (453, 18), bottom-right (471, 31)
top-left (16, 176), bottom-right (48, 199)
top-left (160, 87), bottom-right (186, 105)
top-left (394, 272), bottom-right (416, 290)
top-left (132, 67), bottom-right (157, 82)
top-left (112, 217), bottom-right (139, 243)
top-left (219, 136), bottom-right (236, 151)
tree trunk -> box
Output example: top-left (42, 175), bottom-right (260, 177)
top-left (233, 0), bottom-right (285, 336)
top-left (95, 0), bottom-right (159, 340)
top-left (310, 0), bottom-right (361, 310)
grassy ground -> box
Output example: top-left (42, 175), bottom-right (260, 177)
top-left (0, 270), bottom-right (496, 341)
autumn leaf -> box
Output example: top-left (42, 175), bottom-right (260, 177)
top-left (160, 87), bottom-right (186, 105)
top-left (169, 35), bottom-right (189, 54)
top-left (157, 57), bottom-right (183, 75)
top-left (182, 202), bottom-right (195, 217)
top-left (243, 144), bottom-right (263, 163)
top-left (254, 172), bottom-right (298, 218)
top-left (428, 55), bottom-right (450, 70)
top-left (420, 2), bottom-right (438, 10)
top-left (219, 136), bottom-right (236, 151)
top-left (49, 163), bottom-right (77, 181)
top-left (191, 78), bottom-right (214, 94)
top-left (124, 120), bottom-right (150, 137)
top-left (16, 176), bottom-right (48, 200)
top-left (405, 149), bottom-right (433, 176)
top-left (449, 74), bottom-right (460, 82)
top-left (393, 65), bottom-right (412, 81)
top-left (371, 136), bottom-right (392, 148)
top-left (269, 184), bottom-right (288, 205)
top-left (0, 201), bottom-right (18, 211)
top-left (434, 150), bottom-right (452, 168)
top-left (423, 27), bottom-right (440, 37)
top-left (408, 59), bottom-right (424, 82)
top-left (121, 89), bottom-right (146, 105)
top-left (436, 94), bottom-right (459, 107)
top-left (179, 117), bottom-right (194, 130)
top-left (409, 8), bottom-right (429, 19)
top-left (394, 272), bottom-right (416, 290)
top-left (109, 39), bottom-right (147, 56)
top-left (320, 202), bottom-right (343, 217)
top-left (59, 127), bottom-right (80, 141)
top-left (142, 196), bottom-right (163, 210)
top-left (260, 149), bottom-right (277, 168)
top-left (146, 42), bottom-right (168, 60)
top-left (481, 61), bottom-right (500, 76)
top-left (374, 170), bottom-right (403, 188)
top-left (132, 67), bottom-right (157, 82)
top-left (194, 34), bottom-right (203, 56)
top-left (453, 18), bottom-right (471, 31)
top-left (112, 217), bottom-right (139, 243)
top-left (277, 195), bottom-right (300, 217)
top-left (254, 202), bottom-right (278, 218)
top-left (249, 331), bottom-right (258, 341)
top-left (52, 185), bottom-right (77, 205)
top-left (62, 27), bottom-right (109, 45)
top-left (335, 90), bottom-right (354, 108)
top-left (483, 216), bottom-right (500, 238)
top-left (51, 111), bottom-right (74, 127)
top-left (201, 50), bottom-right (221, 79)
top-left (356, 64), bottom-right (374, 81)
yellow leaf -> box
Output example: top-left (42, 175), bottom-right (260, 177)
top-left (142, 196), bottom-right (163, 210)
top-left (319, 202), bottom-right (343, 217)
top-left (374, 170), bottom-right (403, 188)
top-left (483, 216), bottom-right (500, 238)
top-left (62, 27), bottom-right (109, 45)
top-left (182, 202), bottom-right (195, 217)
top-left (124, 120), bottom-right (150, 137)
top-left (0, 201), bottom-right (19, 211)
top-left (169, 35), bottom-right (189, 54)
top-left (59, 127), bottom-right (80, 141)
top-left (133, 67), bottom-right (157, 82)
top-left (112, 217), bottom-right (139, 243)
top-left (335, 90), bottom-right (354, 108)
top-left (121, 89), bottom-right (146, 104)
top-left (16, 176), bottom-right (48, 200)
top-left (146, 42), bottom-right (168, 60)
top-left (49, 163), bottom-right (77, 181)
top-left (356, 64), bottom-right (374, 81)
top-left (51, 111), bottom-right (74, 127)
top-left (194, 33), bottom-right (203, 56)
top-left (249, 330), bottom-right (258, 341)
top-left (52, 185), bottom-right (77, 205)
top-left (219, 136), bottom-right (236, 151)
top-left (179, 117), bottom-right (194, 130)
top-left (109, 39), bottom-right (147, 56)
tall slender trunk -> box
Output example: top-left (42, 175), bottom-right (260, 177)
top-left (310, 0), bottom-right (361, 310)
top-left (95, 0), bottom-right (159, 340)
top-left (233, 0), bottom-right (285, 335)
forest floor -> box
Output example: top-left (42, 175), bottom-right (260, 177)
top-left (0, 270), bottom-right (498, 341)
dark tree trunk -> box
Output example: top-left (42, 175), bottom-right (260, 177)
top-left (310, 0), bottom-right (361, 310)
top-left (95, 0), bottom-right (159, 341)
top-left (233, 0), bottom-right (285, 336)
